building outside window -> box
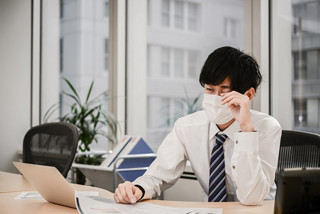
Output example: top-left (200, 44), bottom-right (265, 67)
top-left (58, 0), bottom-right (110, 151)
top-left (56, 0), bottom-right (244, 152)
top-left (187, 2), bottom-right (199, 31)
top-left (104, 0), bottom-right (109, 17)
top-left (147, 0), bottom-right (244, 151)
top-left (291, 0), bottom-right (320, 133)
top-left (161, 0), bottom-right (170, 27)
top-left (174, 0), bottom-right (184, 29)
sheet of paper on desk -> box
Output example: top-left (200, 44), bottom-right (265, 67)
top-left (75, 193), bottom-right (222, 214)
top-left (15, 191), bottom-right (99, 200)
top-left (15, 191), bottom-right (43, 199)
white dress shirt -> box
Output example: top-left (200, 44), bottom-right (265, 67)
top-left (133, 110), bottom-right (282, 205)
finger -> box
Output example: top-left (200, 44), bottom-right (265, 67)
top-left (125, 184), bottom-right (137, 203)
top-left (133, 186), bottom-right (143, 201)
top-left (114, 188), bottom-right (126, 203)
top-left (221, 91), bottom-right (238, 99)
top-left (221, 95), bottom-right (235, 105)
top-left (227, 98), bottom-right (240, 108)
top-left (113, 193), bottom-right (120, 203)
top-left (117, 185), bottom-right (131, 203)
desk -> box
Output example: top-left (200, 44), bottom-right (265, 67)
top-left (0, 171), bottom-right (274, 214)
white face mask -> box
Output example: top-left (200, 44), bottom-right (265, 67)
top-left (202, 94), bottom-right (234, 125)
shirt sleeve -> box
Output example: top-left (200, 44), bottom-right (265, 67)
top-left (133, 119), bottom-right (188, 200)
top-left (231, 119), bottom-right (281, 205)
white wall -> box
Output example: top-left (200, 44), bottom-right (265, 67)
top-left (0, 0), bottom-right (59, 173)
top-left (0, 0), bottom-right (32, 172)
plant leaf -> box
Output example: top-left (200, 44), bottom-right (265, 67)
top-left (63, 78), bottom-right (81, 103)
top-left (85, 81), bottom-right (94, 104)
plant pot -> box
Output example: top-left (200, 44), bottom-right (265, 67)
top-left (75, 168), bottom-right (86, 185)
top-left (74, 154), bottom-right (105, 185)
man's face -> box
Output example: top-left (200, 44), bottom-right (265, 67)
top-left (204, 77), bottom-right (231, 96)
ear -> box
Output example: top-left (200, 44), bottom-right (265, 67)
top-left (244, 87), bottom-right (255, 101)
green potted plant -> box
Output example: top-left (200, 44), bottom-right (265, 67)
top-left (44, 78), bottom-right (119, 184)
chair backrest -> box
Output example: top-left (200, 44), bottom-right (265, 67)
top-left (276, 130), bottom-right (320, 181)
top-left (23, 122), bottom-right (79, 178)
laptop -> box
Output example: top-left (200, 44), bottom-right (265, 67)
top-left (13, 162), bottom-right (76, 208)
top-left (274, 168), bottom-right (320, 214)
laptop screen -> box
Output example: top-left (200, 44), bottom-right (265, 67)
top-left (274, 168), bottom-right (320, 214)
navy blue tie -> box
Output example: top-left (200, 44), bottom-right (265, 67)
top-left (208, 133), bottom-right (228, 202)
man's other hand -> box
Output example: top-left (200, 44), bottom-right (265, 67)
top-left (113, 181), bottom-right (143, 204)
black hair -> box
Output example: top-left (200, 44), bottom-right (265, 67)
top-left (199, 46), bottom-right (262, 94)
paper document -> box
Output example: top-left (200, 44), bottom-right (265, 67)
top-left (15, 191), bottom-right (43, 199)
top-left (75, 193), bottom-right (222, 214)
top-left (15, 191), bottom-right (99, 200)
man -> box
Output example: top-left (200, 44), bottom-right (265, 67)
top-left (113, 46), bottom-right (281, 205)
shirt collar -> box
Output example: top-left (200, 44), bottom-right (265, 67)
top-left (209, 120), bottom-right (241, 142)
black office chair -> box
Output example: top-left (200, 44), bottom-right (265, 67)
top-left (276, 130), bottom-right (320, 182)
top-left (23, 122), bottom-right (79, 178)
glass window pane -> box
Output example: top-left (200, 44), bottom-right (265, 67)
top-left (104, 0), bottom-right (109, 17)
top-left (273, 0), bottom-right (320, 134)
top-left (147, 0), bottom-right (244, 150)
top-left (188, 2), bottom-right (198, 31)
top-left (44, 0), bottom-right (111, 151)
top-left (161, 0), bottom-right (170, 27)
top-left (174, 0), bottom-right (184, 29)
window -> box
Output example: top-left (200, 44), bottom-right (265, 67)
top-left (161, 0), bottom-right (200, 32)
top-left (272, 0), bottom-right (320, 134)
top-left (157, 47), bottom-right (199, 80)
top-left (104, 0), bottom-right (109, 17)
top-left (54, 0), bottom-right (110, 151)
top-left (147, 0), bottom-right (244, 150)
top-left (60, 0), bottom-right (64, 19)
top-left (161, 0), bottom-right (170, 27)
top-left (174, 0), bottom-right (184, 29)
top-left (293, 51), bottom-right (307, 80)
top-left (293, 99), bottom-right (307, 127)
top-left (188, 2), bottom-right (198, 31)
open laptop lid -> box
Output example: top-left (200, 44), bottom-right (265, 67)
top-left (13, 162), bottom-right (76, 208)
top-left (274, 168), bottom-right (320, 214)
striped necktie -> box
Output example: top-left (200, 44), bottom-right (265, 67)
top-left (208, 133), bottom-right (228, 202)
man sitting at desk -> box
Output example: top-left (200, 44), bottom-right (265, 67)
top-left (113, 46), bottom-right (282, 205)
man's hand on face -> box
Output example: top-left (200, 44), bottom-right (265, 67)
top-left (221, 90), bottom-right (254, 132)
top-left (113, 181), bottom-right (143, 204)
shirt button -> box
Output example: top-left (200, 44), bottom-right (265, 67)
top-left (236, 140), bottom-right (238, 144)
top-left (232, 165), bottom-right (236, 169)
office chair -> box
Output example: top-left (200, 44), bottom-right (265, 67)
top-left (276, 130), bottom-right (320, 182)
top-left (23, 122), bottom-right (79, 178)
